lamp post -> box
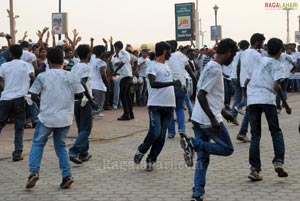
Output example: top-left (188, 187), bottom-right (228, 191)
top-left (298, 15), bottom-right (300, 31)
top-left (58, 0), bottom-right (62, 40)
top-left (7, 0), bottom-right (18, 44)
top-left (213, 5), bottom-right (219, 45)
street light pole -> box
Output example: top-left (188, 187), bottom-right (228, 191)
top-left (298, 15), bottom-right (300, 31)
top-left (213, 5), bottom-right (219, 45)
top-left (58, 0), bottom-right (62, 40)
top-left (8, 0), bottom-right (16, 44)
top-left (195, 0), bottom-right (200, 49)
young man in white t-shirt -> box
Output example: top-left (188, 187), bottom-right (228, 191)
top-left (114, 41), bottom-right (134, 120)
top-left (235, 33), bottom-right (265, 143)
top-left (247, 38), bottom-right (291, 181)
top-left (0, 44), bottom-right (35, 161)
top-left (136, 49), bottom-right (150, 106)
top-left (179, 39), bottom-right (238, 201)
top-left (69, 45), bottom-right (98, 164)
top-left (90, 45), bottom-right (109, 117)
top-left (26, 47), bottom-right (84, 189)
top-left (133, 41), bottom-right (181, 171)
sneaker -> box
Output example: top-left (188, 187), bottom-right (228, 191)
top-left (113, 105), bottom-right (118, 110)
top-left (179, 133), bottom-right (194, 167)
top-left (60, 175), bottom-right (74, 189)
top-left (168, 134), bottom-right (175, 139)
top-left (69, 155), bottom-right (83, 164)
top-left (191, 195), bottom-right (204, 201)
top-left (234, 106), bottom-right (245, 115)
top-left (273, 161), bottom-right (288, 177)
top-left (236, 134), bottom-right (250, 143)
top-left (97, 113), bottom-right (104, 117)
top-left (248, 170), bottom-right (263, 181)
top-left (134, 150), bottom-right (144, 164)
top-left (79, 154), bottom-right (92, 162)
top-left (232, 118), bottom-right (239, 126)
top-left (12, 154), bottom-right (24, 162)
top-left (146, 160), bottom-right (154, 172)
top-left (26, 172), bottom-right (39, 189)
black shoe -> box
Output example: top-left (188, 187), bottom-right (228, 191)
top-left (179, 133), bottom-right (194, 167)
top-left (26, 172), bottom-right (39, 189)
top-left (191, 195), bottom-right (204, 201)
top-left (24, 123), bottom-right (32, 129)
top-left (236, 134), bottom-right (250, 143)
top-left (69, 155), bottom-right (83, 164)
top-left (130, 113), bottom-right (135, 119)
top-left (12, 154), bottom-right (24, 162)
top-left (274, 161), bottom-right (288, 177)
top-left (134, 150), bottom-right (144, 164)
top-left (79, 154), bottom-right (92, 162)
top-left (117, 114), bottom-right (131, 121)
top-left (146, 160), bottom-right (154, 172)
top-left (103, 106), bottom-right (113, 110)
top-left (60, 175), bottom-right (74, 189)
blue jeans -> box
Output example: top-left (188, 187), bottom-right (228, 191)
top-left (236, 87), bottom-right (247, 109)
top-left (0, 97), bottom-right (25, 157)
top-left (238, 107), bottom-right (249, 136)
top-left (230, 79), bottom-right (242, 117)
top-left (29, 121), bottom-right (71, 177)
top-left (191, 121), bottom-right (234, 196)
top-left (69, 101), bottom-right (93, 158)
top-left (184, 94), bottom-right (193, 118)
top-left (276, 78), bottom-right (289, 110)
top-left (168, 86), bottom-right (186, 137)
top-left (138, 106), bottom-right (173, 162)
top-left (248, 104), bottom-right (285, 172)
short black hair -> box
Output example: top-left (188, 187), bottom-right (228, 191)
top-left (149, 51), bottom-right (155, 60)
top-left (20, 41), bottom-right (30, 48)
top-left (64, 46), bottom-right (72, 53)
top-left (238, 40), bottom-right (250, 50)
top-left (47, 47), bottom-right (64, 65)
top-left (155, 41), bottom-right (170, 57)
top-left (216, 38), bottom-right (238, 55)
top-left (114, 41), bottom-right (123, 50)
top-left (267, 38), bottom-right (283, 56)
top-left (93, 45), bottom-right (106, 57)
top-left (166, 40), bottom-right (178, 52)
top-left (250, 33), bottom-right (265, 46)
top-left (76, 44), bottom-right (90, 60)
top-left (9, 44), bottom-right (23, 59)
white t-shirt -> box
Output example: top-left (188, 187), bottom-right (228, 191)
top-left (247, 57), bottom-right (284, 106)
top-left (21, 50), bottom-right (36, 65)
top-left (222, 64), bottom-right (232, 80)
top-left (168, 51), bottom-right (189, 85)
top-left (29, 69), bottom-right (84, 127)
top-left (146, 61), bottom-right (175, 107)
top-left (137, 57), bottom-right (150, 77)
top-left (118, 49), bottom-right (132, 79)
top-left (89, 57), bottom-right (107, 92)
top-left (71, 63), bottom-right (93, 98)
top-left (0, 59), bottom-right (34, 100)
top-left (279, 53), bottom-right (293, 78)
top-left (240, 48), bottom-right (262, 87)
top-left (191, 61), bottom-right (224, 125)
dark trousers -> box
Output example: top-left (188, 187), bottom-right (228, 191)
top-left (0, 97), bottom-right (25, 156)
top-left (119, 77), bottom-right (133, 115)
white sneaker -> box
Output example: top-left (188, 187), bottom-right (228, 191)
top-left (97, 113), bottom-right (104, 117)
top-left (113, 106), bottom-right (118, 110)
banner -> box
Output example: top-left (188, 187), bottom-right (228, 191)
top-left (52, 13), bottom-right (68, 35)
top-left (211, 25), bottom-right (222, 41)
top-left (175, 3), bottom-right (195, 41)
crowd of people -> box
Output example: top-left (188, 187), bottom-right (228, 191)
top-left (0, 28), bottom-right (300, 201)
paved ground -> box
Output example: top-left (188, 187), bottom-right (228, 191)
top-left (0, 93), bottom-right (299, 201)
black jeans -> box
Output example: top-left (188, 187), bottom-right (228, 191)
top-left (248, 104), bottom-right (285, 171)
top-left (119, 76), bottom-right (133, 115)
top-left (0, 97), bottom-right (26, 156)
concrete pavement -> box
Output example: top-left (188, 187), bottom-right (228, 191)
top-left (0, 93), bottom-right (299, 201)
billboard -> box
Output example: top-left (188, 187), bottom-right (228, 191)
top-left (211, 25), bottom-right (222, 41)
top-left (175, 3), bottom-right (195, 41)
top-left (52, 13), bottom-right (68, 35)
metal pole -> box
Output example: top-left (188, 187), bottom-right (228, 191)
top-left (298, 15), bottom-right (300, 31)
top-left (58, 0), bottom-right (61, 40)
top-left (286, 9), bottom-right (290, 44)
top-left (9, 0), bottom-right (16, 44)
top-left (213, 5), bottom-right (219, 45)
top-left (195, 0), bottom-right (200, 49)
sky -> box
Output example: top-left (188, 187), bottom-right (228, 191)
top-left (0, 0), bottom-right (300, 49)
